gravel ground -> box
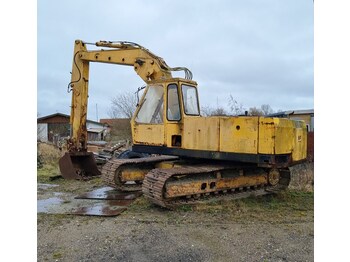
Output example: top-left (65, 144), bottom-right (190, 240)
top-left (37, 179), bottom-right (314, 262)
top-left (38, 215), bottom-right (313, 262)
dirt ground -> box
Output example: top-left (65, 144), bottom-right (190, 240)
top-left (37, 168), bottom-right (314, 262)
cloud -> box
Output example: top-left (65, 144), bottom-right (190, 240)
top-left (38, 0), bottom-right (314, 119)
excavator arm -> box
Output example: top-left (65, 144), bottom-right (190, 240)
top-left (59, 39), bottom-right (191, 179)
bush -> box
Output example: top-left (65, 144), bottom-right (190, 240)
top-left (289, 162), bottom-right (314, 192)
top-left (37, 142), bottom-right (62, 166)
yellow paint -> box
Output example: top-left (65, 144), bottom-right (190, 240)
top-left (292, 121), bottom-right (307, 161)
top-left (165, 174), bottom-right (267, 198)
top-left (274, 118), bottom-right (295, 154)
top-left (257, 117), bottom-right (307, 161)
top-left (183, 117), bottom-right (220, 151)
top-left (258, 117), bottom-right (275, 154)
top-left (216, 175), bottom-right (267, 189)
top-left (155, 161), bottom-right (180, 169)
top-left (133, 124), bottom-right (164, 146)
top-left (70, 41), bottom-right (90, 150)
top-left (120, 168), bottom-right (147, 182)
top-left (220, 117), bottom-right (259, 154)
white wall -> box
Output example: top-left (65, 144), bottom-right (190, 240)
top-left (37, 123), bottom-right (48, 141)
top-left (86, 122), bottom-right (104, 129)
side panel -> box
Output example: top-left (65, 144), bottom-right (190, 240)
top-left (274, 118), bottom-right (295, 154)
top-left (258, 117), bottom-right (275, 154)
top-left (292, 121), bottom-right (307, 161)
top-left (183, 117), bottom-right (220, 151)
top-left (220, 117), bottom-right (258, 154)
top-left (133, 124), bottom-right (164, 146)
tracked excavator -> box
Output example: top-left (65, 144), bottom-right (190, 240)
top-left (59, 40), bottom-right (307, 208)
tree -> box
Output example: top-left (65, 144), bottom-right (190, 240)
top-left (260, 104), bottom-right (274, 116)
top-left (108, 91), bottom-right (139, 141)
top-left (247, 104), bottom-right (275, 116)
top-left (200, 105), bottom-right (228, 116)
top-left (228, 95), bottom-right (245, 116)
top-left (248, 107), bottom-right (263, 116)
top-left (109, 92), bottom-right (138, 118)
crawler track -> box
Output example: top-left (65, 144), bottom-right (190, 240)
top-left (142, 165), bottom-right (290, 209)
top-left (101, 155), bottom-right (178, 191)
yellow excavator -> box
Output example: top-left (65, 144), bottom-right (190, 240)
top-left (59, 40), bottom-right (307, 208)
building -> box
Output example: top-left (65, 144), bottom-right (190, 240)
top-left (267, 109), bottom-right (314, 132)
top-left (99, 118), bottom-right (131, 140)
top-left (37, 113), bottom-right (108, 143)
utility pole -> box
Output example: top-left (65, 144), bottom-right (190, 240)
top-left (96, 103), bottom-right (99, 122)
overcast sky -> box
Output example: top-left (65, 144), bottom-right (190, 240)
top-left (37, 0), bottom-right (313, 120)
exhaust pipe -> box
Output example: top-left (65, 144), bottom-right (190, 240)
top-left (59, 152), bottom-right (101, 180)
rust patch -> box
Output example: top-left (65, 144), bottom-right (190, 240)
top-left (260, 121), bottom-right (275, 125)
top-left (165, 174), bottom-right (268, 198)
top-left (216, 175), bottom-right (267, 189)
top-left (120, 168), bottom-right (148, 182)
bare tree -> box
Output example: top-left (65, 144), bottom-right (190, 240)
top-left (248, 107), bottom-right (264, 116)
top-left (260, 104), bottom-right (274, 115)
top-left (201, 95), bottom-right (245, 117)
top-left (211, 107), bottom-right (228, 116)
top-left (201, 105), bottom-right (228, 116)
top-left (108, 92), bottom-right (138, 141)
top-left (200, 105), bottom-right (213, 117)
top-left (228, 95), bottom-right (245, 116)
top-left (109, 92), bottom-right (138, 118)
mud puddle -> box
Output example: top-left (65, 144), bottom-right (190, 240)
top-left (75, 186), bottom-right (142, 200)
top-left (37, 185), bottom-right (141, 216)
top-left (37, 195), bottom-right (64, 213)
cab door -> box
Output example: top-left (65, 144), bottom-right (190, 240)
top-left (132, 84), bottom-right (165, 146)
top-left (165, 83), bottom-right (183, 147)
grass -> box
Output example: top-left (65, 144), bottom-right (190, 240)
top-left (125, 189), bottom-right (313, 225)
top-left (37, 141), bottom-right (314, 224)
top-left (37, 164), bottom-right (61, 183)
top-left (52, 251), bottom-right (62, 259)
top-left (189, 190), bottom-right (314, 223)
top-left (37, 142), bottom-right (62, 183)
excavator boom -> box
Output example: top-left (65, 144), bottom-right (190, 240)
top-left (59, 40), bottom-right (191, 179)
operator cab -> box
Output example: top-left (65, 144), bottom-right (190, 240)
top-left (131, 78), bottom-right (199, 148)
top-left (133, 78), bottom-right (199, 124)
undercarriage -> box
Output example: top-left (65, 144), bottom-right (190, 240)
top-left (101, 156), bottom-right (290, 208)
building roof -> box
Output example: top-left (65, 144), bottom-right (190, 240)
top-left (267, 109), bottom-right (314, 117)
top-left (37, 113), bottom-right (104, 125)
top-left (87, 128), bottom-right (105, 133)
top-left (37, 113), bottom-right (69, 122)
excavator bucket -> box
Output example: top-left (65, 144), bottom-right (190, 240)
top-left (59, 152), bottom-right (101, 180)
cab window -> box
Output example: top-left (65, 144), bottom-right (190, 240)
top-left (181, 84), bottom-right (199, 115)
top-left (135, 85), bottom-right (164, 123)
top-left (167, 84), bottom-right (181, 121)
